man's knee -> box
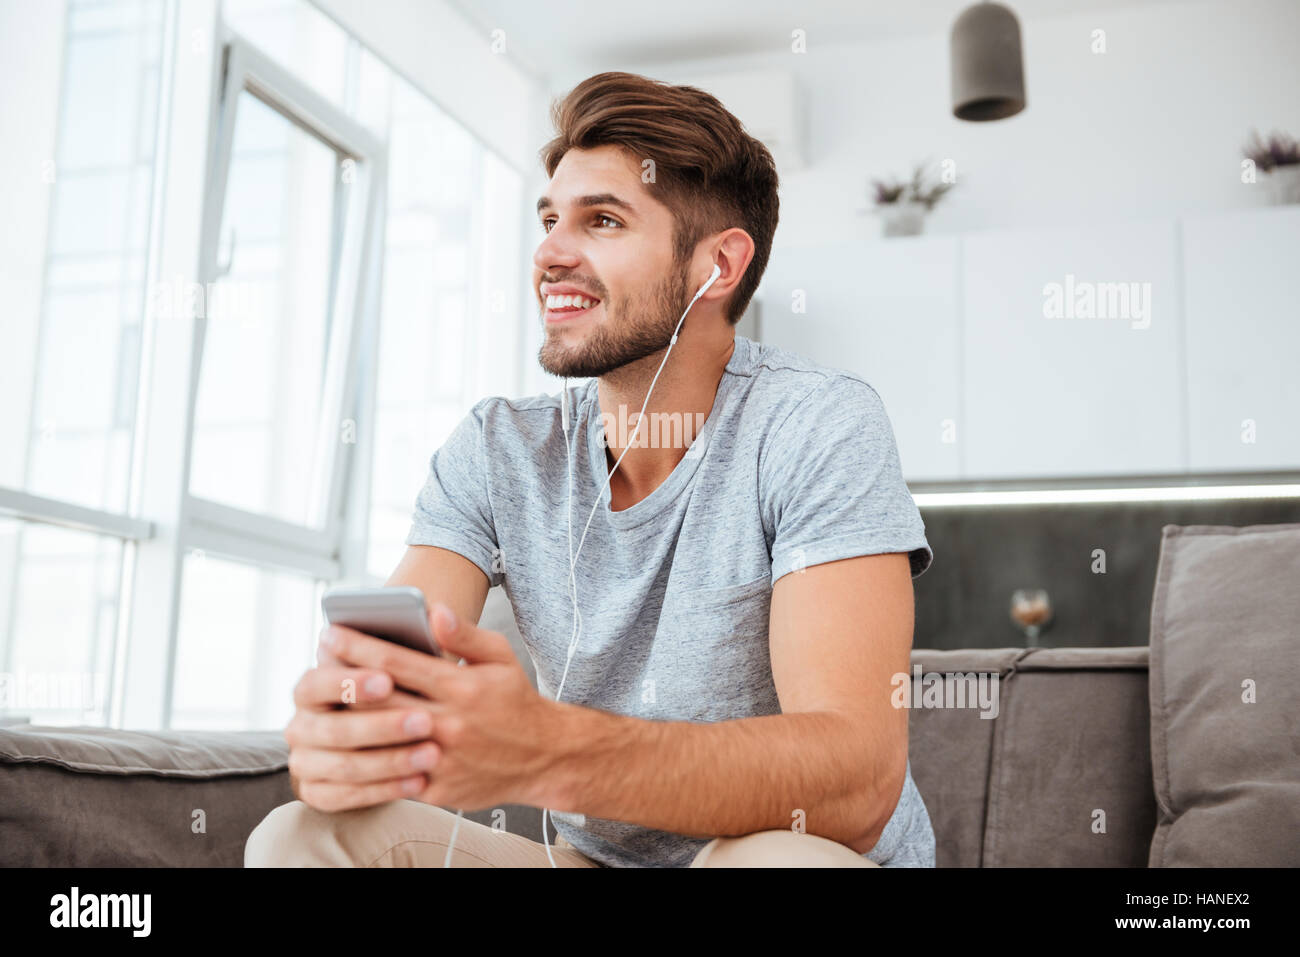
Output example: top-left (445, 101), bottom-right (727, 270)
top-left (245, 800), bottom-right (323, 867)
top-left (690, 830), bottom-right (881, 868)
top-left (245, 799), bottom-right (397, 867)
top-left (245, 799), bottom-right (463, 867)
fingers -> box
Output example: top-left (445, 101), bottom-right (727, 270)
top-left (285, 702), bottom-right (441, 752)
top-left (289, 739), bottom-right (440, 786)
top-left (295, 772), bottom-right (429, 813)
top-left (293, 665), bottom-right (396, 709)
top-left (319, 623), bottom-right (460, 699)
top-left (346, 686), bottom-right (440, 711)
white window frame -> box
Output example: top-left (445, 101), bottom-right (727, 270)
top-left (111, 9), bottom-right (389, 729)
top-left (186, 29), bottom-right (384, 556)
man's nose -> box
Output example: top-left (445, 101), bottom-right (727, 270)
top-left (533, 222), bottom-right (582, 273)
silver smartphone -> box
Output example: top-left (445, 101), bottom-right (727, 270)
top-left (320, 586), bottom-right (443, 656)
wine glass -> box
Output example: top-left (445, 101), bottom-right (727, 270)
top-left (1010, 589), bottom-right (1053, 647)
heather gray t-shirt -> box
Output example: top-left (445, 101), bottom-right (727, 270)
top-left (405, 334), bottom-right (935, 867)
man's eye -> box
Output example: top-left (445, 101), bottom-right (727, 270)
top-left (540, 214), bottom-right (621, 232)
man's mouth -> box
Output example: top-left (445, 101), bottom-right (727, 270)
top-left (544, 294), bottom-right (602, 324)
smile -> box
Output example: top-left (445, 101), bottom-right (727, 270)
top-left (544, 298), bottom-right (601, 324)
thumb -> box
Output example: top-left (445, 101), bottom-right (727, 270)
top-left (428, 602), bottom-right (512, 665)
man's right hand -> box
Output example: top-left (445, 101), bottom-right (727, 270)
top-left (284, 635), bottom-right (445, 813)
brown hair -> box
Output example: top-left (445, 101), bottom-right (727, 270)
top-left (539, 72), bottom-right (779, 326)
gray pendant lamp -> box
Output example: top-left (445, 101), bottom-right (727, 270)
top-left (951, 1), bottom-right (1026, 121)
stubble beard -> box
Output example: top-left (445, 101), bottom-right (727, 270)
top-left (537, 262), bottom-right (690, 379)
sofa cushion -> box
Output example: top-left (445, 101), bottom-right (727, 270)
top-left (0, 725), bottom-right (292, 867)
top-left (1147, 522), bottom-right (1300, 867)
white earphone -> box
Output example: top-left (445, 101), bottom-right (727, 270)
top-left (442, 263), bottom-right (722, 868)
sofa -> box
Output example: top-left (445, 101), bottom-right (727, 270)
top-left (3, 522), bottom-right (1296, 867)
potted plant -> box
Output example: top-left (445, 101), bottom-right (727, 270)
top-left (869, 161), bottom-right (956, 237)
top-left (1242, 129), bottom-right (1300, 205)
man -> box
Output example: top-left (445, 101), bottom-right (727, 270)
top-left (246, 71), bottom-right (934, 868)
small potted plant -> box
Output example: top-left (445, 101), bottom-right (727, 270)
top-left (1242, 129), bottom-right (1300, 205)
top-left (869, 160), bottom-right (955, 237)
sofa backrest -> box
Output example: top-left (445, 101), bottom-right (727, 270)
top-left (909, 646), bottom-right (1154, 866)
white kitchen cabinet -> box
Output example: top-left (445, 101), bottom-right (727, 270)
top-left (960, 219), bottom-right (1186, 480)
top-left (1181, 205), bottom-right (1300, 473)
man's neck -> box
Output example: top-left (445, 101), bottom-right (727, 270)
top-left (596, 328), bottom-right (736, 509)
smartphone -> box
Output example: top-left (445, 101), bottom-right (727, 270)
top-left (320, 586), bottom-right (443, 656)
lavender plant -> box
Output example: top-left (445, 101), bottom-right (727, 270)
top-left (871, 160), bottom-right (955, 210)
top-left (1242, 129), bottom-right (1300, 172)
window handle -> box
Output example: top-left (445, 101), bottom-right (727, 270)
top-left (215, 227), bottom-right (237, 279)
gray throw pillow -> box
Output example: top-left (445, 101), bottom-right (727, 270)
top-left (1147, 522), bottom-right (1300, 866)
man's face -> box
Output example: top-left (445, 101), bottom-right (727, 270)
top-left (533, 145), bottom-right (691, 378)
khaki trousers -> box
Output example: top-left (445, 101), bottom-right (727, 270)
top-left (245, 799), bottom-right (881, 868)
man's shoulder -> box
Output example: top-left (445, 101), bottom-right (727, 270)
top-left (459, 390), bottom-right (571, 441)
top-left (450, 390), bottom-right (570, 467)
top-left (470, 390), bottom-right (565, 419)
top-left (737, 337), bottom-right (889, 431)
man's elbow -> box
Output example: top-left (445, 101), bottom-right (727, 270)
top-left (843, 747), bottom-right (909, 855)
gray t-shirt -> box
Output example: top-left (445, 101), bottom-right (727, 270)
top-left (405, 334), bottom-right (935, 867)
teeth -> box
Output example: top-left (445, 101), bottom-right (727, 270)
top-left (546, 294), bottom-right (598, 310)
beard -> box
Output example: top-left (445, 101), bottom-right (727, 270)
top-left (537, 261), bottom-right (690, 379)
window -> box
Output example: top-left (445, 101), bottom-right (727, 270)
top-left (1, 0), bottom-right (528, 730)
top-left (172, 551), bottom-right (320, 730)
top-left (0, 0), bottom-right (166, 727)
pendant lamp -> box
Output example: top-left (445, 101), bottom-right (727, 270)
top-left (951, 1), bottom-right (1027, 121)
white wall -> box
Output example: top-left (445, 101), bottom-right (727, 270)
top-left (553, 0), bottom-right (1300, 247)
top-left (313, 0), bottom-right (548, 175)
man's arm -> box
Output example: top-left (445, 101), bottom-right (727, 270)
top-left (384, 544), bottom-right (491, 627)
top-left (538, 551), bottom-right (914, 851)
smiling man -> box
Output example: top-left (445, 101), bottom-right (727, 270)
top-left (246, 71), bottom-right (935, 869)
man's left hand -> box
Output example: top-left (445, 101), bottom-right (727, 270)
top-left (321, 603), bottom-right (561, 811)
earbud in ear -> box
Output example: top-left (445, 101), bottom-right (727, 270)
top-left (695, 263), bottom-right (722, 300)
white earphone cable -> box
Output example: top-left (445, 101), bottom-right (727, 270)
top-left (442, 265), bottom-right (719, 867)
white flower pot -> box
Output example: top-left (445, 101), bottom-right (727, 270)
top-left (879, 200), bottom-right (927, 237)
top-left (1266, 164), bottom-right (1300, 205)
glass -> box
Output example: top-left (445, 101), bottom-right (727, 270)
top-left (0, 0), bottom-right (164, 513)
top-left (1010, 588), bottom-right (1054, 646)
top-left (172, 552), bottom-right (321, 730)
top-left (188, 89), bottom-right (345, 527)
top-left (0, 517), bottom-right (123, 727)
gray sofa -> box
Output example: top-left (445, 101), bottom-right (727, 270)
top-left (3, 522), bottom-right (1295, 867)
top-left (0, 646), bottom-right (1152, 867)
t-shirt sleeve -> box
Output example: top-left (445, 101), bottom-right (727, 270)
top-left (761, 376), bottom-right (933, 587)
top-left (403, 397), bottom-right (504, 587)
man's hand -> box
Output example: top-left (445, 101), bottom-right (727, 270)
top-left (318, 603), bottom-right (563, 813)
top-left (284, 651), bottom-right (443, 812)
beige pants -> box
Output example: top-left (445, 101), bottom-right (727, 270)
top-left (244, 799), bottom-right (881, 868)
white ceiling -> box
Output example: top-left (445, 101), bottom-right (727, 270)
top-left (446, 0), bottom-right (1193, 83)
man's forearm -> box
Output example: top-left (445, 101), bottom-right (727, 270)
top-left (536, 703), bottom-right (904, 852)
